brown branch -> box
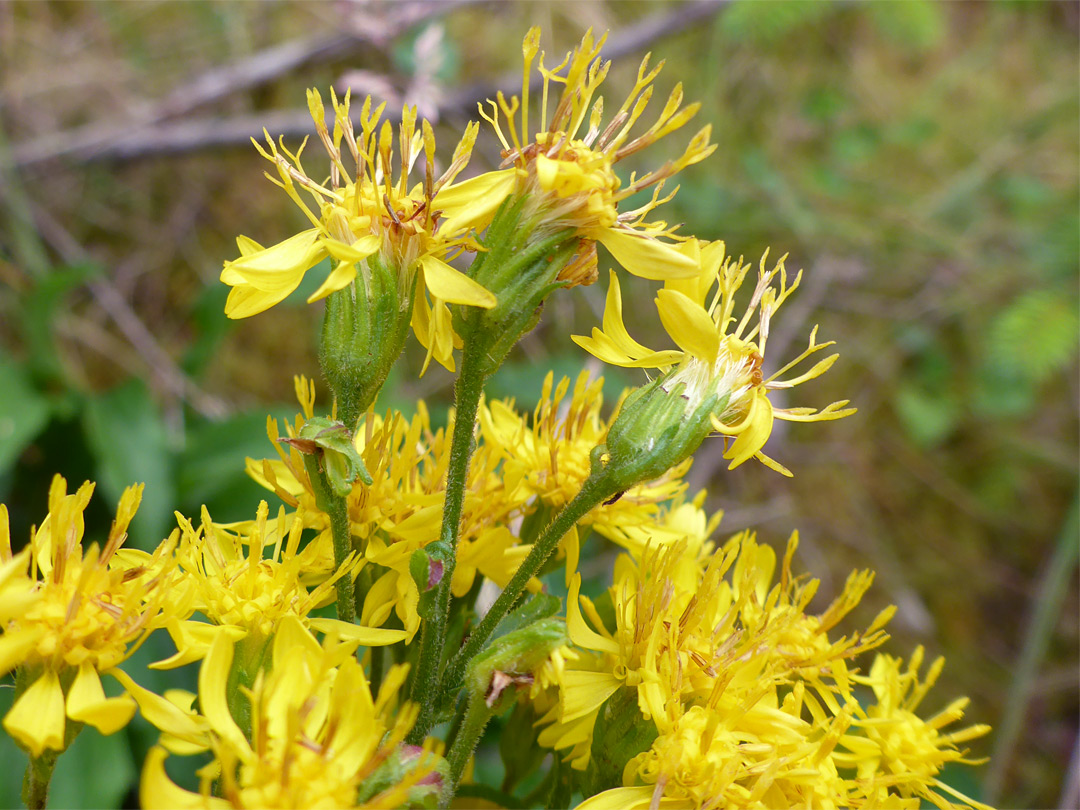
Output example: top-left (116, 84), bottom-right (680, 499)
top-left (29, 203), bottom-right (229, 420)
top-left (10, 0), bottom-right (729, 167)
top-left (9, 0), bottom-right (486, 168)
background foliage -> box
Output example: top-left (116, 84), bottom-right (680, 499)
top-left (0, 2), bottom-right (1076, 808)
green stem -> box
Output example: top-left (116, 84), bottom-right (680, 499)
top-left (408, 339), bottom-right (488, 740)
top-left (327, 493), bottom-right (356, 624)
top-left (442, 691), bottom-right (496, 808)
top-left (984, 490), bottom-right (1079, 803)
top-left (22, 750), bottom-right (57, 810)
top-left (437, 469), bottom-right (615, 712)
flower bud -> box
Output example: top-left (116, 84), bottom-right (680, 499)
top-left (356, 743), bottom-right (449, 809)
top-left (465, 617), bottom-right (568, 710)
top-left (593, 377), bottom-right (723, 496)
top-left (452, 196), bottom-right (580, 378)
top-left (320, 254), bottom-right (417, 426)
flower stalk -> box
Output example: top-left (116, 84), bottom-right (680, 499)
top-left (408, 200), bottom-right (578, 739)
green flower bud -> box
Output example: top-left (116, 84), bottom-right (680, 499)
top-left (592, 377), bottom-right (725, 496)
top-left (320, 254), bottom-right (416, 427)
top-left (452, 196), bottom-right (579, 378)
top-left (465, 617), bottom-right (567, 710)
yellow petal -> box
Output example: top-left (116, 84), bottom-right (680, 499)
top-left (572, 330), bottom-right (682, 369)
top-left (559, 669), bottom-right (621, 723)
top-left (140, 746), bottom-right (230, 810)
top-left (598, 228), bottom-right (698, 280)
top-left (199, 633), bottom-right (251, 756)
top-left (66, 663), bottom-right (136, 735)
top-left (223, 283), bottom-right (287, 320)
top-left (418, 255), bottom-right (496, 308)
top-left (656, 288), bottom-right (719, 363)
top-left (574, 786), bottom-right (658, 810)
top-left (566, 574), bottom-right (619, 655)
top-left (724, 391), bottom-right (774, 469)
top-left (220, 228), bottom-right (324, 291)
top-left (235, 235), bottom-right (264, 257)
top-left (306, 619), bottom-right (408, 646)
top-left (4, 670), bottom-right (65, 756)
top-left (0, 627), bottom-right (43, 679)
top-left (436, 169), bottom-right (518, 236)
top-left (322, 234), bottom-right (381, 263)
top-left (109, 668), bottom-right (207, 744)
top-left (306, 259), bottom-right (359, 303)
top-left (600, 269), bottom-right (655, 359)
top-left (150, 621), bottom-right (247, 670)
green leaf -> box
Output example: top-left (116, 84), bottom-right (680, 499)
top-left (895, 383), bottom-right (960, 448)
top-left (0, 358), bottom-right (52, 478)
top-left (868, 0), bottom-right (946, 51)
top-left (81, 380), bottom-right (175, 548)
top-left (176, 408), bottom-right (283, 522)
top-left (987, 289), bottom-right (1079, 384)
top-left (21, 262), bottom-right (102, 384)
top-left (46, 717), bottom-right (136, 809)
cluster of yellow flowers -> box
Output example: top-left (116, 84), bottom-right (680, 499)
top-left (0, 26), bottom-right (991, 810)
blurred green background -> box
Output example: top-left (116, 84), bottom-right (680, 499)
top-left (0, 2), bottom-right (1076, 808)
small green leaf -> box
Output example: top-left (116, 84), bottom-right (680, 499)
top-left (46, 721), bottom-right (136, 810)
top-left (0, 358), bottom-right (51, 478)
top-left (81, 380), bottom-right (175, 548)
top-left (987, 289), bottom-right (1079, 384)
top-left (895, 383), bottom-right (960, 448)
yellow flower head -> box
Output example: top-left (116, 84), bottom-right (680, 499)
top-left (247, 377), bottom-right (529, 640)
top-left (0, 476), bottom-right (176, 756)
top-left (221, 89), bottom-right (497, 371)
top-left (148, 501), bottom-right (404, 670)
top-left (835, 648), bottom-right (992, 810)
top-left (141, 626), bottom-right (440, 809)
top-left (579, 696), bottom-right (854, 810)
top-left (575, 241), bottom-right (857, 475)
top-left (479, 370), bottom-right (693, 567)
top-left (545, 530), bottom-right (894, 772)
top-left (450, 27), bottom-right (715, 286)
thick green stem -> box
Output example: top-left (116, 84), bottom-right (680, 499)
top-left (22, 751), bottom-right (57, 810)
top-left (327, 493), bottom-right (355, 624)
top-left (442, 691), bottom-right (496, 808)
top-left (437, 470), bottom-right (616, 711)
top-left (408, 340), bottom-right (488, 740)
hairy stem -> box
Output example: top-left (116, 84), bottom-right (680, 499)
top-left (437, 470), bottom-right (615, 710)
top-left (442, 691), bottom-right (496, 808)
top-left (408, 340), bottom-right (488, 740)
top-left (326, 492), bottom-right (355, 624)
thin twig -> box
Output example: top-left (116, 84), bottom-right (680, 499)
top-left (30, 203), bottom-right (229, 419)
top-left (9, 0), bottom-right (485, 167)
top-left (10, 0), bottom-right (729, 166)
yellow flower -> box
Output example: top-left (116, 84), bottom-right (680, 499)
top-left (575, 241), bottom-right (856, 475)
top-left (142, 501), bottom-right (404, 671)
top-left (544, 530), bottom-right (893, 771)
top-left (444, 27), bottom-right (715, 286)
top-left (479, 370), bottom-right (693, 570)
top-left (834, 648), bottom-right (992, 810)
top-left (247, 378), bottom-right (532, 640)
top-left (578, 695), bottom-right (855, 810)
top-left (0, 476), bottom-right (177, 756)
top-left (221, 89), bottom-right (497, 371)
top-left (141, 622), bottom-right (440, 809)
